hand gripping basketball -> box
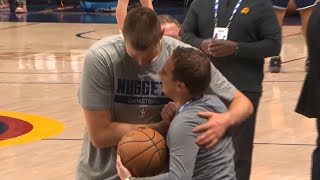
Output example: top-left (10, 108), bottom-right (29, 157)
top-left (117, 127), bottom-right (167, 177)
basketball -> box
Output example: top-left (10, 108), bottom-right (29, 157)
top-left (117, 127), bottom-right (167, 177)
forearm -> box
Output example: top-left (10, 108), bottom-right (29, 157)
top-left (99, 122), bottom-right (144, 147)
top-left (89, 121), bottom-right (165, 148)
top-left (224, 90), bottom-right (253, 126)
top-left (236, 39), bottom-right (281, 59)
top-left (140, 0), bottom-right (153, 9)
top-left (116, 0), bottom-right (129, 30)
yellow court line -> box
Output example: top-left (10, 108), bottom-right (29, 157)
top-left (0, 110), bottom-right (64, 147)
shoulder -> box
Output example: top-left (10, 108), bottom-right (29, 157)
top-left (173, 112), bottom-right (203, 127)
top-left (179, 95), bottom-right (228, 118)
top-left (84, 35), bottom-right (125, 65)
top-left (88, 34), bottom-right (125, 53)
top-left (171, 98), bottom-right (218, 128)
top-left (162, 36), bottom-right (198, 56)
top-left (162, 36), bottom-right (194, 49)
top-left (168, 113), bottom-right (202, 143)
top-left (203, 95), bottom-right (228, 113)
top-left (190, 0), bottom-right (210, 8)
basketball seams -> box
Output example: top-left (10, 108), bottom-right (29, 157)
top-left (118, 139), bottom-right (165, 151)
top-left (146, 148), bottom-right (167, 168)
top-left (145, 147), bottom-right (160, 176)
top-left (118, 131), bottom-right (165, 164)
top-left (121, 143), bottom-right (156, 164)
top-left (118, 128), bottom-right (156, 147)
top-left (137, 129), bottom-right (160, 154)
top-left (136, 128), bottom-right (155, 140)
top-left (118, 139), bottom-right (153, 147)
top-left (118, 130), bottom-right (150, 147)
top-left (155, 139), bottom-right (165, 145)
top-left (137, 129), bottom-right (166, 174)
top-left (117, 128), bottom-right (167, 177)
top-left (156, 148), bottom-right (167, 165)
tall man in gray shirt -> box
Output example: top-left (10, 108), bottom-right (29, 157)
top-left (116, 47), bottom-right (236, 180)
top-left (77, 7), bottom-right (252, 180)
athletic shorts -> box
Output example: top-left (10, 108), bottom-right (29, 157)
top-left (271, 0), bottom-right (318, 11)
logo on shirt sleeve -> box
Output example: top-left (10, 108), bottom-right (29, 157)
top-left (241, 7), bottom-right (250, 14)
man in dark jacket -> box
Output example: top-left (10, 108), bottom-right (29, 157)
top-left (181, 0), bottom-right (281, 179)
top-left (296, 2), bottom-right (320, 180)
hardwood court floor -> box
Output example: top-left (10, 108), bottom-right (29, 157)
top-left (0, 22), bottom-right (316, 180)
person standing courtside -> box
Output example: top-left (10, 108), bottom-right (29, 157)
top-left (295, 2), bottom-right (320, 180)
top-left (181, 0), bottom-right (281, 179)
top-left (269, 0), bottom-right (317, 73)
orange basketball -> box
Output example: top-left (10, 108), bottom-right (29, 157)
top-left (117, 127), bottom-right (167, 177)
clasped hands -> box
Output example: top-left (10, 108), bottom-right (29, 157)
top-left (200, 38), bottom-right (238, 57)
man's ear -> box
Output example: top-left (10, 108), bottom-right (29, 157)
top-left (161, 24), bottom-right (165, 32)
top-left (160, 27), bottom-right (165, 38)
top-left (177, 81), bottom-right (187, 91)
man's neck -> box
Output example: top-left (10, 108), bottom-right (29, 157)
top-left (150, 40), bottom-right (162, 63)
top-left (175, 93), bottom-right (193, 107)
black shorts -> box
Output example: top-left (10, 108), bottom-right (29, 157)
top-left (271, 0), bottom-right (318, 10)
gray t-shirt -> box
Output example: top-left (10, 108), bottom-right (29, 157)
top-left (77, 35), bottom-right (236, 180)
top-left (133, 95), bottom-right (236, 180)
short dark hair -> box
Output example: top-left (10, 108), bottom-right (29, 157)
top-left (122, 7), bottom-right (162, 51)
top-left (159, 14), bottom-right (181, 29)
top-left (159, 14), bottom-right (181, 38)
top-left (171, 47), bottom-right (211, 96)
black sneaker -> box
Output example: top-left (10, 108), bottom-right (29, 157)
top-left (305, 58), bottom-right (310, 72)
top-left (269, 56), bottom-right (281, 73)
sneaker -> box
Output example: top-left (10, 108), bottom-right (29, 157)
top-left (269, 56), bottom-right (281, 73)
top-left (305, 58), bottom-right (310, 72)
top-left (15, 0), bottom-right (26, 13)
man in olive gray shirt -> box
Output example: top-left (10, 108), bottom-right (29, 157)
top-left (116, 47), bottom-right (235, 180)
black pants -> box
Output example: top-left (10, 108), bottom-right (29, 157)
top-left (231, 92), bottom-right (261, 180)
top-left (312, 119), bottom-right (320, 180)
top-left (7, 0), bottom-right (15, 12)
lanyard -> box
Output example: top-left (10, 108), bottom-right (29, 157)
top-left (214, 0), bottom-right (243, 29)
top-left (177, 95), bottom-right (203, 115)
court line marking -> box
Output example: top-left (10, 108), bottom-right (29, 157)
top-left (254, 142), bottom-right (315, 146)
top-left (0, 110), bottom-right (64, 147)
top-left (41, 138), bottom-right (316, 147)
top-left (282, 32), bottom-right (302, 38)
top-left (0, 72), bottom-right (81, 74)
top-left (0, 23), bottom-right (39, 31)
top-left (0, 82), bottom-right (79, 84)
top-left (75, 30), bottom-right (100, 40)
